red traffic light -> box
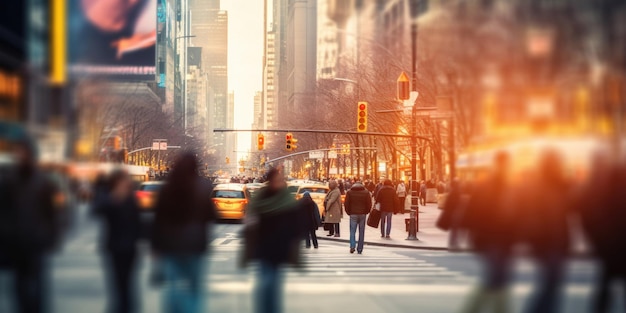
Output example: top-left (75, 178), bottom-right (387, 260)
top-left (357, 102), bottom-right (368, 132)
top-left (359, 103), bottom-right (366, 110)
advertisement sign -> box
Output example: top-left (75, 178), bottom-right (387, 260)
top-left (69, 0), bottom-right (157, 81)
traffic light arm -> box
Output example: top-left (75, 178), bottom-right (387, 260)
top-left (213, 129), bottom-right (430, 140)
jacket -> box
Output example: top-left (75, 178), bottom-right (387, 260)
top-left (323, 188), bottom-right (343, 223)
top-left (376, 185), bottom-right (400, 213)
top-left (242, 187), bottom-right (304, 266)
top-left (300, 196), bottom-right (322, 230)
top-left (97, 195), bottom-right (141, 253)
top-left (345, 183), bottom-right (372, 215)
top-left (152, 179), bottom-right (217, 255)
top-left (396, 183), bottom-right (407, 197)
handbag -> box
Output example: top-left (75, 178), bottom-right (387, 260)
top-left (367, 206), bottom-right (381, 228)
top-left (323, 223), bottom-right (333, 231)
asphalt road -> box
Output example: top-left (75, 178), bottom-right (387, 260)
top-left (0, 204), bottom-right (617, 313)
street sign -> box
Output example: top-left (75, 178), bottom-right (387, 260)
top-left (328, 150), bottom-right (338, 159)
top-left (152, 142), bottom-right (159, 150)
top-left (309, 150), bottom-right (324, 159)
top-left (159, 142), bottom-right (168, 150)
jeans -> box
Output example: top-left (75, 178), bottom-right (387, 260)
top-left (161, 255), bottom-right (204, 313)
top-left (256, 261), bottom-right (283, 313)
top-left (349, 214), bottom-right (366, 252)
top-left (305, 229), bottom-right (318, 248)
top-left (523, 252), bottom-right (565, 313)
top-left (380, 212), bottom-right (393, 237)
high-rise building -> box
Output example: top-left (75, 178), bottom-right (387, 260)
top-left (251, 91), bottom-right (263, 151)
top-left (280, 0), bottom-right (317, 125)
top-left (189, 0), bottom-right (229, 162)
top-left (317, 0), bottom-right (338, 80)
top-left (224, 91), bottom-right (237, 173)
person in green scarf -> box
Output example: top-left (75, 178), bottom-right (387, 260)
top-left (241, 167), bottom-right (305, 313)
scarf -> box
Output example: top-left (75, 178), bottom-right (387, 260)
top-left (248, 187), bottom-right (297, 216)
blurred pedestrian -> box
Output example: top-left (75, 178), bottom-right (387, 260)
top-left (152, 153), bottom-right (218, 313)
top-left (300, 192), bottom-right (321, 249)
top-left (517, 151), bottom-right (571, 313)
top-left (338, 179), bottom-right (345, 195)
top-left (437, 178), bottom-right (467, 251)
top-left (419, 181), bottom-right (427, 206)
top-left (95, 169), bottom-right (141, 313)
top-left (241, 168), bottom-right (304, 313)
top-left (3, 139), bottom-right (62, 313)
top-left (396, 180), bottom-right (407, 213)
top-left (375, 179), bottom-right (400, 239)
top-left (460, 152), bottom-right (514, 313)
top-left (577, 154), bottom-right (626, 313)
top-left (345, 181), bottom-right (371, 254)
top-left (324, 180), bottom-right (343, 237)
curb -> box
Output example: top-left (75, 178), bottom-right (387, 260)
top-left (318, 237), bottom-right (595, 259)
top-left (317, 236), bottom-right (451, 251)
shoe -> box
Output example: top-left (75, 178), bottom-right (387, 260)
top-left (350, 248), bottom-right (355, 254)
top-left (314, 246), bottom-right (318, 249)
top-left (381, 235), bottom-right (385, 238)
top-left (357, 251), bottom-right (362, 254)
top-left (334, 234), bottom-right (340, 237)
top-left (306, 245), bottom-right (311, 249)
top-left (326, 234), bottom-right (333, 237)
top-left (385, 235), bottom-right (390, 239)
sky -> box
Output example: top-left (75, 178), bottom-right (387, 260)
top-left (221, 0), bottom-right (264, 161)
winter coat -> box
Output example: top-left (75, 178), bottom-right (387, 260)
top-left (241, 187), bottom-right (304, 267)
top-left (345, 183), bottom-right (372, 215)
top-left (300, 195), bottom-right (322, 231)
top-left (376, 185), bottom-right (400, 213)
top-left (396, 183), bottom-right (407, 198)
top-left (97, 195), bottom-right (141, 253)
top-left (152, 179), bottom-right (218, 255)
top-left (324, 188), bottom-right (343, 223)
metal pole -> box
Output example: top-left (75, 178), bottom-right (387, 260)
top-left (407, 20), bottom-right (419, 240)
top-left (448, 118), bottom-right (455, 180)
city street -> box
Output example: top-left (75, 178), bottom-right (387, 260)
top-left (0, 204), bottom-right (608, 313)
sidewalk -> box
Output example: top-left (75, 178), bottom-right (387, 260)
top-left (319, 199), bottom-right (451, 251)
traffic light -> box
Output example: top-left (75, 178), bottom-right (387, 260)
top-left (285, 133), bottom-right (293, 151)
top-left (357, 102), bottom-right (368, 132)
top-left (257, 133), bottom-right (265, 150)
top-left (397, 71), bottom-right (410, 100)
top-left (286, 133), bottom-right (298, 151)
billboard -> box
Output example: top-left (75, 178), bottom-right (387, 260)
top-left (69, 0), bottom-right (157, 81)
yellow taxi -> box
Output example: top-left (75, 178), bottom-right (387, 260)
top-left (211, 183), bottom-right (250, 220)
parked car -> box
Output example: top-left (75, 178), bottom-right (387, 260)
top-left (211, 183), bottom-right (250, 220)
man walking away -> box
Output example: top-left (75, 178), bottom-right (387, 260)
top-left (375, 180), bottom-right (400, 239)
top-left (345, 181), bottom-right (371, 254)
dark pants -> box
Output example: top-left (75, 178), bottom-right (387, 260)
top-left (305, 229), bottom-right (318, 248)
top-left (14, 251), bottom-right (47, 313)
top-left (420, 195), bottom-right (426, 206)
top-left (328, 223), bottom-right (340, 236)
top-left (592, 258), bottom-right (626, 313)
top-left (108, 250), bottom-right (137, 313)
top-left (398, 197), bottom-right (406, 212)
top-left (524, 252), bottom-right (565, 313)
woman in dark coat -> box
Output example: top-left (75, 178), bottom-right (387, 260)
top-left (96, 169), bottom-right (141, 313)
top-left (300, 192), bottom-right (321, 248)
top-left (241, 167), bottom-right (303, 313)
top-left (152, 153), bottom-right (217, 313)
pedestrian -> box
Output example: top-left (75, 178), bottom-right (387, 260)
top-left (152, 152), bottom-right (218, 313)
top-left (344, 181), bottom-right (371, 254)
top-left (396, 180), bottom-right (407, 213)
top-left (338, 179), bottom-right (345, 195)
top-left (2, 139), bottom-right (62, 313)
top-left (240, 167), bottom-right (304, 313)
top-left (459, 151), bottom-right (515, 313)
top-left (375, 179), bottom-right (400, 239)
top-left (436, 178), bottom-right (467, 251)
top-left (324, 180), bottom-right (343, 237)
top-left (578, 156), bottom-right (626, 313)
top-left (300, 192), bottom-right (321, 249)
top-left (95, 169), bottom-right (141, 313)
top-left (517, 151), bottom-right (572, 313)
top-left (419, 180), bottom-right (427, 206)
